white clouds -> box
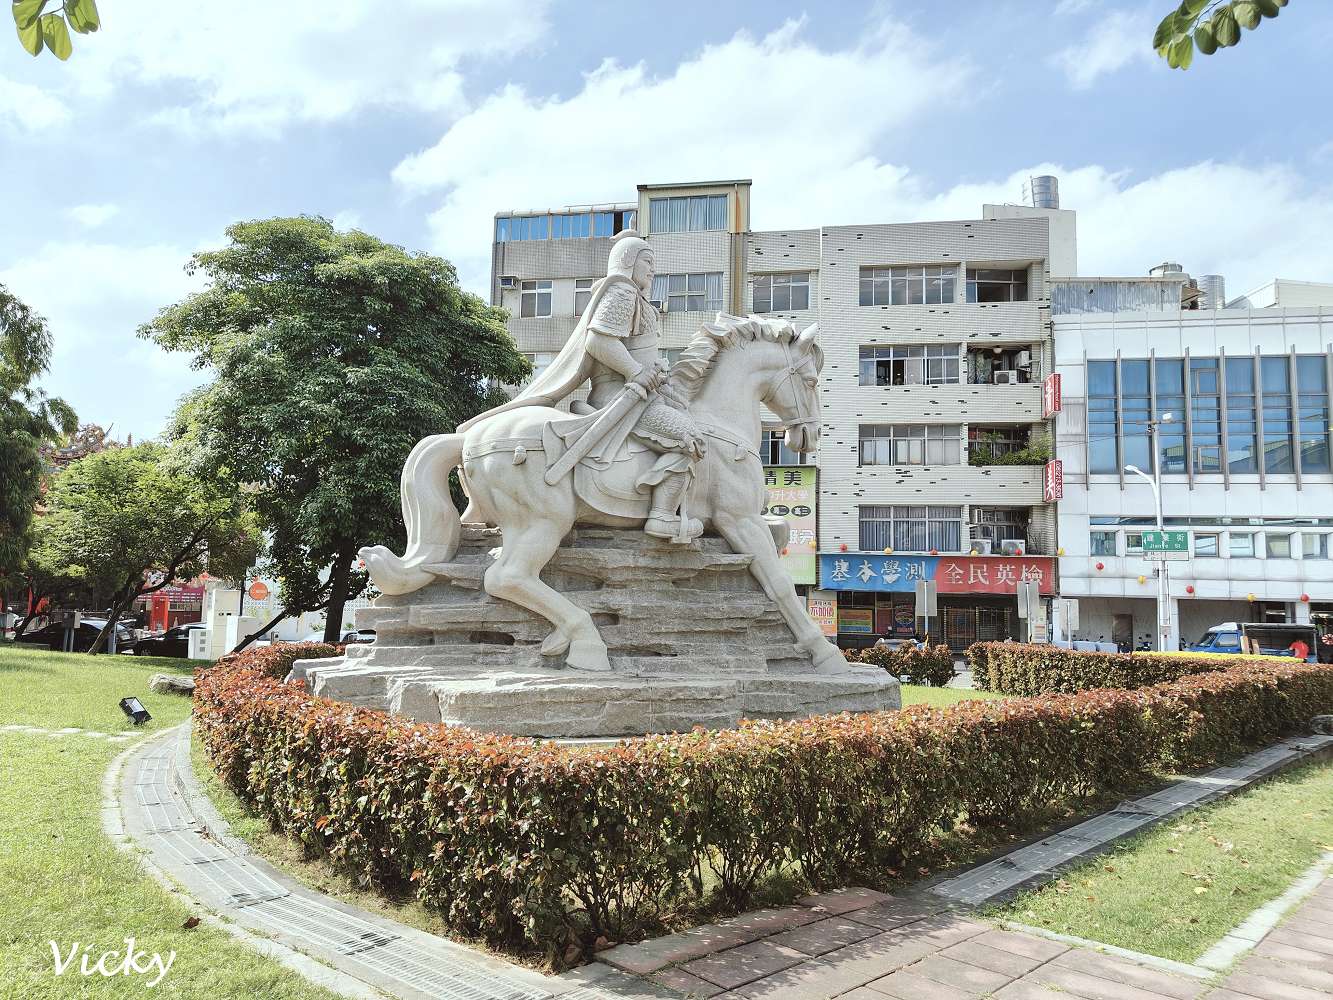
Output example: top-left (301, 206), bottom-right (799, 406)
top-left (65, 203), bottom-right (120, 228)
top-left (56, 0), bottom-right (551, 133)
top-left (1052, 9), bottom-right (1155, 89)
top-left (393, 17), bottom-right (974, 288)
top-left (1054, 0), bottom-right (1099, 15)
top-left (0, 75), bottom-right (70, 132)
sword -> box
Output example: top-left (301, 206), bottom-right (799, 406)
top-left (543, 381), bottom-right (651, 485)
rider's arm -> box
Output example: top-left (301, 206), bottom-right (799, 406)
top-left (586, 330), bottom-right (643, 381)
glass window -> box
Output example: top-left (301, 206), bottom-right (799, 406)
top-left (858, 425), bottom-right (960, 467)
top-left (574, 278), bottom-right (595, 316)
top-left (1224, 356), bottom-right (1257, 473)
top-left (591, 212), bottom-right (614, 237)
top-left (1120, 360), bottom-right (1151, 473)
top-left (763, 429), bottom-right (809, 465)
top-left (1190, 357), bottom-right (1222, 473)
top-left (858, 345), bottom-right (960, 386)
top-left (1125, 532), bottom-right (1144, 555)
top-left (1296, 355), bottom-right (1330, 474)
top-left (550, 212), bottom-right (591, 239)
top-left (966, 268), bottom-right (1029, 303)
top-left (1229, 532), bottom-right (1255, 558)
top-left (503, 215), bottom-right (548, 242)
top-left (519, 279), bottom-right (552, 318)
top-left (1090, 531), bottom-right (1117, 556)
top-left (1261, 356), bottom-right (1294, 474)
top-left (1194, 532), bottom-right (1219, 557)
top-left (1266, 533), bottom-right (1292, 559)
top-left (753, 273), bottom-right (811, 313)
top-left (1302, 533), bottom-right (1329, 560)
top-left (648, 194), bottom-right (728, 233)
top-left (972, 507), bottom-right (1029, 544)
top-left (1155, 359), bottom-right (1187, 474)
top-left (1087, 360), bottom-right (1119, 474)
top-left (858, 266), bottom-right (957, 306)
top-left (859, 505), bottom-right (962, 552)
top-left (651, 272), bottom-right (723, 313)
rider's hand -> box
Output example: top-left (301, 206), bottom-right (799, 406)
top-left (633, 362), bottom-right (665, 391)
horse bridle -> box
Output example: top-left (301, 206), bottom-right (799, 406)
top-left (774, 338), bottom-right (819, 438)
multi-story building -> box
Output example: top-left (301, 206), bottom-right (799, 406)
top-left (490, 179), bottom-right (1078, 648)
top-left (1052, 279), bottom-right (1333, 650)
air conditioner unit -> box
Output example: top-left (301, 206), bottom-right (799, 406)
top-left (970, 539), bottom-right (994, 555)
top-left (993, 370), bottom-right (1020, 385)
top-left (1015, 350), bottom-right (1032, 368)
top-left (499, 275), bottom-right (518, 290)
top-left (999, 538), bottom-right (1026, 556)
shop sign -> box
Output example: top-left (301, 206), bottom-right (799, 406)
top-left (247, 580), bottom-right (271, 601)
top-left (838, 608), bottom-right (874, 634)
top-left (892, 603), bottom-right (915, 637)
top-left (806, 590), bottom-right (837, 637)
top-left (1042, 372), bottom-right (1062, 418)
top-left (763, 466), bottom-right (817, 585)
top-left (1043, 459), bottom-right (1063, 502)
top-left (818, 554), bottom-right (1054, 595)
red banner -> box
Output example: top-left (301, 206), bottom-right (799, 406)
top-left (1044, 459), bottom-right (1063, 502)
top-left (1042, 372), bottom-right (1062, 419)
top-left (935, 556), bottom-right (1055, 595)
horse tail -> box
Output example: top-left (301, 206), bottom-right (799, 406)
top-left (359, 433), bottom-right (464, 596)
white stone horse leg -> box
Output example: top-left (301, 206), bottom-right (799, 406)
top-left (715, 511), bottom-right (847, 674)
top-left (483, 521), bottom-right (612, 673)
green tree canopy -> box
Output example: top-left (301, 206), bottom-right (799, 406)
top-left (1, 281), bottom-right (76, 581)
top-left (1154, 0), bottom-right (1289, 70)
top-left (38, 442), bottom-right (262, 652)
top-left (11, 0), bottom-right (99, 60)
top-left (143, 216), bottom-right (528, 642)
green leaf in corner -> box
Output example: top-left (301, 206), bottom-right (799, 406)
top-left (1255, 0), bottom-right (1281, 14)
top-left (13, 0), bottom-right (45, 30)
top-left (1195, 19), bottom-right (1219, 55)
top-left (16, 14), bottom-right (43, 54)
top-left (1153, 12), bottom-right (1182, 50)
top-left (1178, 0), bottom-right (1212, 17)
top-left (1233, 0), bottom-right (1262, 29)
top-left (64, 0), bottom-right (98, 33)
top-left (39, 11), bottom-right (70, 58)
top-left (1168, 33), bottom-right (1194, 70)
top-left (1214, 5), bottom-right (1241, 46)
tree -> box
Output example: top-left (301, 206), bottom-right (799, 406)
top-left (7, 512), bottom-right (94, 638)
top-left (11, 0), bottom-right (99, 60)
top-left (142, 216), bottom-right (529, 644)
top-left (1154, 0), bottom-right (1289, 70)
top-left (1, 281), bottom-right (76, 582)
top-left (38, 442), bottom-right (261, 653)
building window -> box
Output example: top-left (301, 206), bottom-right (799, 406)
top-left (1266, 532), bottom-right (1292, 559)
top-left (966, 268), bottom-right (1029, 303)
top-left (859, 505), bottom-right (963, 553)
top-left (1303, 533), bottom-right (1329, 560)
top-left (519, 280), bottom-right (552, 318)
top-left (651, 272), bottom-right (723, 313)
top-left (1089, 531), bottom-right (1117, 556)
top-left (858, 345), bottom-right (960, 386)
top-left (574, 278), bottom-right (595, 316)
top-left (1120, 359), bottom-right (1151, 474)
top-left (858, 266), bottom-right (956, 307)
top-left (1125, 532), bottom-right (1144, 555)
top-left (1229, 532), bottom-right (1256, 558)
top-left (1225, 356), bottom-right (1258, 473)
top-left (971, 507), bottom-right (1029, 545)
top-left (763, 429), bottom-right (809, 466)
top-left (1261, 356), bottom-right (1295, 474)
top-left (858, 424), bottom-right (960, 467)
top-left (522, 352), bottom-right (557, 384)
top-left (1297, 355), bottom-right (1330, 473)
top-left (1190, 357), bottom-right (1222, 473)
top-left (1087, 360), bottom-right (1119, 474)
top-left (1155, 358), bottom-right (1187, 474)
top-left (753, 273), bottom-right (810, 313)
top-left (967, 427), bottom-right (1030, 464)
top-left (1194, 532), bottom-right (1220, 557)
top-left (496, 215), bottom-right (549, 242)
top-left (648, 194), bottom-right (727, 233)
top-left (550, 213), bottom-right (591, 239)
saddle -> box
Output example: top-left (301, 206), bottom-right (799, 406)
top-left (542, 412), bottom-right (664, 520)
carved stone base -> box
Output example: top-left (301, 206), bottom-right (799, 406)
top-left (293, 526), bottom-right (900, 738)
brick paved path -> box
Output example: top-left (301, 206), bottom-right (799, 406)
top-left (600, 879), bottom-right (1333, 998)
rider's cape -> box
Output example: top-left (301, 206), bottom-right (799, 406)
top-left (457, 273), bottom-right (639, 433)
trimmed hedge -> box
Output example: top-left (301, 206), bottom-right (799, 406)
top-left (214, 641), bottom-right (344, 679)
top-left (856, 643), bottom-right (955, 687)
top-left (965, 640), bottom-right (1288, 696)
top-left (195, 650), bottom-right (1333, 964)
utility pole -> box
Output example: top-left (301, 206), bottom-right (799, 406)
top-left (1125, 412), bottom-right (1175, 653)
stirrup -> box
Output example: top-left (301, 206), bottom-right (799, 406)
top-left (645, 515), bottom-right (702, 543)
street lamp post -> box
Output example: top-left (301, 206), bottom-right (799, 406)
top-left (1125, 412), bottom-right (1174, 653)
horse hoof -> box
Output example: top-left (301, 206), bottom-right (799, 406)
top-left (566, 639), bottom-right (611, 672)
top-left (540, 630), bottom-right (571, 656)
top-left (807, 640), bottom-right (850, 674)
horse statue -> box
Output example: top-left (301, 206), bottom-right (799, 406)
top-left (360, 313), bottom-right (848, 675)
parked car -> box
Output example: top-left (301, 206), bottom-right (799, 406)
top-left (295, 628), bottom-right (376, 645)
top-left (127, 622), bottom-right (208, 658)
top-left (1187, 621), bottom-right (1325, 663)
top-left (14, 617), bottom-right (135, 653)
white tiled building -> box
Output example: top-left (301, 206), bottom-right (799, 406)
top-left (491, 179), bottom-right (1077, 647)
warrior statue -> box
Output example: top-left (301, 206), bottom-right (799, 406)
top-left (461, 230), bottom-right (705, 541)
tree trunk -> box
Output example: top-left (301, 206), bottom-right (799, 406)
top-left (321, 549), bottom-right (355, 644)
top-left (88, 582), bottom-right (139, 655)
top-left (230, 607), bottom-right (292, 655)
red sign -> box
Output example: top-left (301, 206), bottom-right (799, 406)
top-left (1044, 459), bottom-right (1063, 502)
top-left (248, 580), bottom-right (271, 601)
top-left (1042, 372), bottom-right (1062, 418)
top-left (935, 556), bottom-right (1055, 595)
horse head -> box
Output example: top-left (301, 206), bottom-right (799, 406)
top-left (761, 320), bottom-right (822, 454)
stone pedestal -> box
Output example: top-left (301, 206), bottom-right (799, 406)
top-left (293, 526), bottom-right (900, 738)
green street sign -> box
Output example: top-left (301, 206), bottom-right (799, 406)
top-left (1142, 529), bottom-right (1188, 551)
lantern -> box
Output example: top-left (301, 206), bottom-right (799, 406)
top-left (1137, 575), bottom-right (1146, 585)
top-left (1185, 585), bottom-right (1195, 595)
top-left (1095, 562), bottom-right (1105, 571)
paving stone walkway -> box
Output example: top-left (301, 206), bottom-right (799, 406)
top-left (600, 879), bottom-right (1333, 998)
top-left (2, 722), bottom-right (134, 741)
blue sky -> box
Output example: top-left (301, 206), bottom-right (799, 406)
top-left (3, 0), bottom-right (1332, 441)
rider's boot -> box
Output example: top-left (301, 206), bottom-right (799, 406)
top-left (643, 471), bottom-right (703, 543)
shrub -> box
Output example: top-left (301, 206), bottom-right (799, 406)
top-left (963, 641), bottom-right (1283, 696)
top-left (857, 643), bottom-right (955, 687)
top-left (195, 649), bottom-right (1333, 965)
top-left (212, 641), bottom-right (343, 679)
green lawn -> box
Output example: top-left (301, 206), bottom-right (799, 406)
top-left (0, 645), bottom-right (342, 999)
top-left (993, 758), bottom-right (1333, 963)
top-left (900, 684), bottom-right (1005, 708)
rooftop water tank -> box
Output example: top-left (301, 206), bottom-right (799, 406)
top-left (1149, 261), bottom-right (1185, 277)
top-left (1198, 274), bottom-right (1226, 309)
top-left (1024, 175), bottom-right (1060, 209)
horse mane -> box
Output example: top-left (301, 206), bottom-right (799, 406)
top-left (667, 315), bottom-right (811, 403)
